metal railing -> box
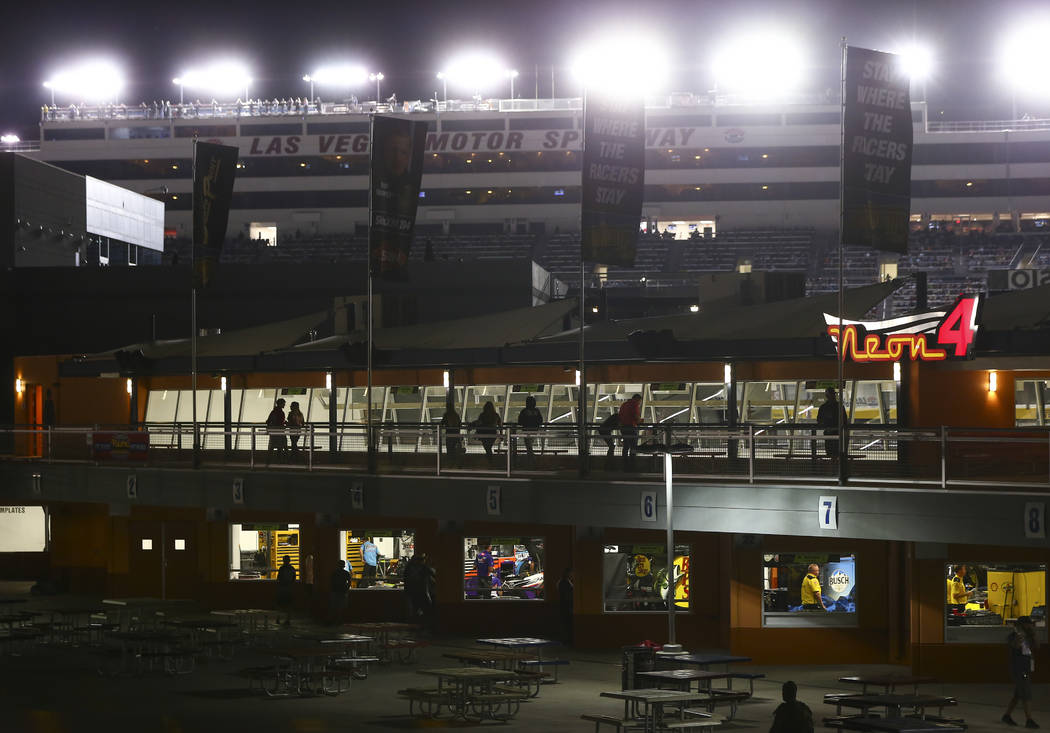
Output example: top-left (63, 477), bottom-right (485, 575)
top-left (1, 423), bottom-right (1047, 490)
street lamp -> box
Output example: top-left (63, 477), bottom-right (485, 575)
top-left (369, 72), bottom-right (385, 103)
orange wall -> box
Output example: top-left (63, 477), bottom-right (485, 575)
top-left (912, 365), bottom-right (1016, 429)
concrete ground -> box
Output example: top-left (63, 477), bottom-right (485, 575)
top-left (1, 589), bottom-right (1043, 732)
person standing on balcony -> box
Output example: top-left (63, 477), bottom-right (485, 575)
top-left (286, 401), bottom-right (305, 460)
top-left (473, 401), bottom-right (502, 463)
top-left (618, 394), bottom-right (642, 471)
top-left (816, 388), bottom-right (847, 458)
top-left (516, 395), bottom-right (543, 460)
top-left (441, 402), bottom-right (463, 465)
top-left (265, 398), bottom-right (287, 466)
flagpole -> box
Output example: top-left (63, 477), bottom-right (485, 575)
top-left (837, 38), bottom-right (847, 485)
top-left (191, 137), bottom-right (200, 469)
top-left (578, 91), bottom-right (588, 478)
top-left (366, 114), bottom-right (376, 473)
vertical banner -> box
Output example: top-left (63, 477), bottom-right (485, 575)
top-left (842, 46), bottom-right (913, 253)
top-left (581, 95), bottom-right (645, 267)
top-left (192, 141), bottom-right (239, 288)
top-left (369, 116), bottom-right (428, 279)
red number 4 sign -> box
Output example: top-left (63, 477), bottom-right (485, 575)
top-left (935, 295), bottom-right (981, 358)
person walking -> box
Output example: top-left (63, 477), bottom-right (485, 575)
top-left (403, 554), bottom-right (427, 622)
top-left (276, 555), bottom-right (296, 625)
top-left (475, 544), bottom-right (494, 599)
top-left (618, 394), bottom-right (642, 471)
top-left (473, 401), bottom-right (502, 463)
top-left (1003, 616), bottom-right (1040, 728)
top-left (816, 388), bottom-right (847, 459)
top-left (265, 398), bottom-right (287, 466)
top-left (286, 401), bottom-right (305, 461)
top-left (440, 402), bottom-right (463, 465)
top-left (329, 560), bottom-right (351, 624)
top-left (516, 395), bottom-right (543, 461)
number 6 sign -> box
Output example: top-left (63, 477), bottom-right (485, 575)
top-left (641, 491), bottom-right (657, 522)
top-left (818, 496), bottom-right (838, 530)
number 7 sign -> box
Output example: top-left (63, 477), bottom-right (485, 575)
top-left (818, 496), bottom-right (838, 530)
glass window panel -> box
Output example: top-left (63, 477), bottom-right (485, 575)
top-left (945, 562), bottom-right (1047, 642)
top-left (145, 389), bottom-right (178, 447)
top-left (762, 552), bottom-right (857, 627)
top-left (693, 383), bottom-right (729, 424)
top-left (236, 389), bottom-right (278, 450)
top-left (229, 522), bottom-right (300, 580)
top-left (1015, 379), bottom-right (1047, 427)
top-left (464, 537), bottom-right (545, 600)
top-left (646, 383), bottom-right (692, 424)
top-left (174, 389), bottom-right (211, 423)
top-left (340, 529), bottom-right (416, 589)
top-left (740, 381), bottom-right (799, 423)
top-left (603, 543), bottom-right (690, 612)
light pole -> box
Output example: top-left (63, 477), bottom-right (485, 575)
top-left (43, 82), bottom-right (55, 106)
top-left (302, 74), bottom-right (314, 103)
top-left (172, 78), bottom-right (184, 104)
top-left (663, 452), bottom-right (676, 644)
top-left (437, 72), bottom-right (447, 105)
top-left (369, 72), bottom-right (384, 103)
top-left (508, 69), bottom-right (519, 99)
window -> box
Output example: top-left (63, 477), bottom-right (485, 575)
top-left (43, 127), bottom-right (105, 141)
top-left (762, 552), bottom-right (857, 627)
top-left (465, 537), bottom-right (545, 600)
top-left (141, 539), bottom-right (153, 551)
top-left (240, 123), bottom-right (303, 135)
top-left (174, 539), bottom-right (186, 551)
top-left (945, 562), bottom-right (1047, 642)
top-left (229, 522), bottom-right (300, 580)
top-left (1016, 379), bottom-right (1049, 426)
top-left (174, 125), bottom-right (235, 138)
top-left (603, 543), bottom-right (690, 612)
top-left (341, 529), bottom-right (415, 589)
top-left (109, 126), bottom-right (171, 140)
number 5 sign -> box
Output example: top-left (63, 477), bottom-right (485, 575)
top-left (486, 486), bottom-right (501, 516)
top-left (818, 496), bottom-right (838, 530)
top-left (1025, 503), bottom-right (1045, 539)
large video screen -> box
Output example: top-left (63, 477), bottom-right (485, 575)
top-left (463, 537), bottom-right (544, 600)
top-left (763, 552), bottom-right (856, 618)
top-left (603, 543), bottom-right (690, 612)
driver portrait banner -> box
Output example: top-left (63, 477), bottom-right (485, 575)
top-left (368, 116), bottom-right (428, 279)
top-left (582, 95), bottom-right (645, 267)
top-left (192, 141), bottom-right (239, 289)
top-left (841, 46), bottom-right (913, 254)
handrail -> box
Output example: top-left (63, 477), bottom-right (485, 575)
top-left (1, 423), bottom-right (1047, 490)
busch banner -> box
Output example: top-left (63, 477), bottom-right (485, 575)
top-left (582, 95), bottom-right (645, 267)
top-left (192, 141), bottom-right (239, 288)
top-left (842, 46), bottom-right (913, 253)
top-left (369, 116), bottom-right (428, 279)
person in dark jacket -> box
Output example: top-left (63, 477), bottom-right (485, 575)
top-left (473, 401), bottom-right (502, 462)
top-left (1003, 616), bottom-right (1040, 728)
top-left (275, 555), bottom-right (296, 625)
top-left (516, 395), bottom-right (543, 459)
top-left (816, 388), bottom-right (847, 458)
top-left (770, 680), bottom-right (813, 733)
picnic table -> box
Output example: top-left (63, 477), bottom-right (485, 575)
top-left (344, 622), bottom-right (420, 661)
top-left (838, 675), bottom-right (938, 695)
top-left (414, 666), bottom-right (527, 720)
top-left (266, 646), bottom-right (375, 696)
top-left (656, 653), bottom-right (752, 671)
top-left (599, 689), bottom-right (722, 733)
top-left (210, 609), bottom-right (273, 643)
top-left (826, 717), bottom-right (965, 732)
top-left (105, 629), bottom-right (192, 675)
top-left (825, 693), bottom-right (957, 719)
top-left (638, 669), bottom-right (735, 691)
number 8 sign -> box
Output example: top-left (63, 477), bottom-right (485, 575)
top-left (1025, 503), bottom-right (1045, 539)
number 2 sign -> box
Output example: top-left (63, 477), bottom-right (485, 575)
top-left (818, 496), bottom-right (838, 530)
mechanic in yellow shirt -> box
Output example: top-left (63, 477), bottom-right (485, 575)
top-left (946, 564), bottom-right (972, 612)
top-left (801, 563), bottom-right (826, 610)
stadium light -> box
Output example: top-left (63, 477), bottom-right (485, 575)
top-left (0, 134), bottom-right (20, 145)
top-left (173, 60), bottom-right (252, 103)
top-left (438, 53), bottom-right (517, 99)
top-left (569, 34), bottom-right (670, 97)
top-left (369, 72), bottom-right (385, 103)
top-left (303, 64), bottom-right (369, 102)
top-left (43, 59), bottom-right (125, 105)
top-left (1000, 21), bottom-right (1050, 119)
top-left (894, 43), bottom-right (934, 102)
top-left (711, 31), bottom-right (806, 96)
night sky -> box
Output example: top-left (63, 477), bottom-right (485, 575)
top-left (2, 0), bottom-right (1047, 140)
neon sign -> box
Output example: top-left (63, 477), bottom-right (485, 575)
top-left (824, 295), bottom-right (981, 363)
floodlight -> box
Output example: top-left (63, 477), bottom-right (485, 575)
top-left (569, 35), bottom-right (670, 96)
top-left (304, 65), bottom-right (368, 87)
top-left (1001, 22), bottom-right (1050, 97)
top-left (438, 52), bottom-right (515, 95)
top-left (43, 59), bottom-right (124, 103)
top-left (0, 134), bottom-right (19, 144)
top-left (173, 60), bottom-right (252, 100)
top-left (711, 31), bottom-right (806, 96)
top-left (895, 43), bottom-right (934, 83)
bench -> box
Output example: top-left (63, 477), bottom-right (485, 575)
top-left (469, 691), bottom-right (529, 719)
top-left (518, 657), bottom-right (570, 682)
top-left (512, 668), bottom-right (552, 696)
top-left (397, 687), bottom-right (452, 717)
top-left (237, 664), bottom-right (278, 693)
top-left (580, 713), bottom-right (645, 731)
top-left (381, 638), bottom-right (429, 663)
top-left (660, 720), bottom-right (723, 730)
top-left (330, 655), bottom-right (380, 684)
top-left (443, 649), bottom-right (519, 668)
top-left (727, 671), bottom-right (765, 695)
top-left (687, 690), bottom-right (750, 720)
